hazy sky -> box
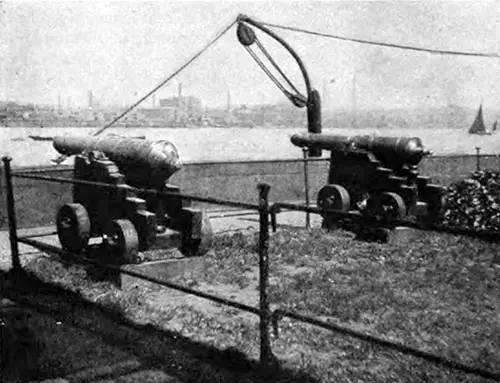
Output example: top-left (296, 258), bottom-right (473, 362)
top-left (2, 1), bottom-right (500, 110)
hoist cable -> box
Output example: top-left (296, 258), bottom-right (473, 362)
top-left (245, 44), bottom-right (306, 106)
top-left (245, 46), bottom-right (289, 94)
top-left (249, 48), bottom-right (303, 107)
top-left (260, 21), bottom-right (500, 58)
top-left (93, 18), bottom-right (237, 137)
top-left (254, 38), bottom-right (303, 96)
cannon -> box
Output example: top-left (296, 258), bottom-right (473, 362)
top-left (291, 132), bottom-right (446, 229)
top-left (53, 134), bottom-right (212, 263)
top-left (235, 15), bottom-right (445, 233)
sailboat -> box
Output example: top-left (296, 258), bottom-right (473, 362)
top-left (468, 104), bottom-right (491, 135)
top-left (492, 120), bottom-right (498, 133)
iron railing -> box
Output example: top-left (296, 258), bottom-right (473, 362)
top-left (2, 156), bottom-right (500, 381)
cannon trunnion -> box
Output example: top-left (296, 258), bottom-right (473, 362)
top-left (54, 135), bottom-right (212, 262)
top-left (291, 132), bottom-right (445, 230)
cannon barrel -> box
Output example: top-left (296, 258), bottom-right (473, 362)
top-left (291, 133), bottom-right (429, 165)
top-left (53, 134), bottom-right (182, 180)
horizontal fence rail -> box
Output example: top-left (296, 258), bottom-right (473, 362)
top-left (3, 152), bottom-right (500, 231)
top-left (271, 309), bottom-right (500, 381)
top-left (3, 156), bottom-right (500, 380)
top-left (12, 172), bottom-right (260, 211)
top-left (17, 237), bottom-right (261, 316)
top-left (271, 202), bottom-right (500, 242)
top-left (2, 156), bottom-right (274, 369)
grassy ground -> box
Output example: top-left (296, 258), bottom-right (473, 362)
top-left (174, 228), bottom-right (500, 382)
top-left (1, 268), bottom-right (316, 383)
top-left (7, 227), bottom-right (500, 382)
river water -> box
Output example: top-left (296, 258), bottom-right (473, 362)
top-left (1, 126), bottom-right (497, 168)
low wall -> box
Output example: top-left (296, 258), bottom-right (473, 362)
top-left (1, 155), bottom-right (499, 229)
top-left (420, 155), bottom-right (500, 185)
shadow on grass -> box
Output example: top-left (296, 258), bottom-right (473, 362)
top-left (0, 268), bottom-right (320, 383)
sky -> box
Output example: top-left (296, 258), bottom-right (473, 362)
top-left (2, 1), bottom-right (500, 111)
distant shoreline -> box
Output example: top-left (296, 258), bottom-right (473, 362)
top-left (2, 126), bottom-right (498, 169)
top-left (0, 123), bottom-right (469, 130)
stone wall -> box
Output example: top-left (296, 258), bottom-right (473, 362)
top-left (1, 155), bottom-right (499, 229)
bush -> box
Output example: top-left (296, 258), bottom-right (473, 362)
top-left (442, 170), bottom-right (500, 231)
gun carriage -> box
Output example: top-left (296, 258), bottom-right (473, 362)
top-left (291, 132), bottom-right (446, 229)
top-left (53, 134), bottom-right (212, 263)
top-left (236, 16), bottom-right (446, 232)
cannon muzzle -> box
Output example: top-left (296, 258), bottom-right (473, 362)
top-left (53, 134), bottom-right (181, 180)
top-left (291, 132), bottom-right (428, 165)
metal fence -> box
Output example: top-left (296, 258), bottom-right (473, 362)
top-left (3, 151), bottom-right (500, 231)
top-left (2, 155), bottom-right (500, 381)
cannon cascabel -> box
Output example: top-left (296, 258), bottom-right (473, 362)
top-left (53, 134), bottom-right (182, 181)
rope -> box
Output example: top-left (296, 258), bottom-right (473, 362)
top-left (245, 46), bottom-right (288, 94)
top-left (255, 38), bottom-right (303, 96)
top-left (245, 44), bottom-right (307, 106)
top-left (260, 21), bottom-right (500, 58)
top-left (93, 18), bottom-right (237, 137)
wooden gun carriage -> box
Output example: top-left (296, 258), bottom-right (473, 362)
top-left (53, 134), bottom-right (212, 263)
top-left (291, 133), bottom-right (445, 229)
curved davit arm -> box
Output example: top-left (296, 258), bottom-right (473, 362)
top-left (237, 15), bottom-right (322, 156)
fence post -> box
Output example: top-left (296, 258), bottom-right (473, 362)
top-left (475, 147), bottom-right (481, 172)
top-left (0, 164), bottom-right (3, 229)
top-left (302, 148), bottom-right (310, 229)
top-left (258, 183), bottom-right (272, 369)
top-left (2, 157), bottom-right (21, 272)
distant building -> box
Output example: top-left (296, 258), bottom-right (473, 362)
top-left (141, 107), bottom-right (176, 121)
top-left (159, 97), bottom-right (179, 109)
top-left (159, 96), bottom-right (203, 120)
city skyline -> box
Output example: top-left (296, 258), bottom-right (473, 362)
top-left (2, 2), bottom-right (500, 110)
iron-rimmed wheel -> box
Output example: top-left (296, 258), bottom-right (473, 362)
top-left (368, 192), bottom-right (407, 222)
top-left (182, 215), bottom-right (213, 257)
top-left (105, 219), bottom-right (139, 264)
top-left (56, 203), bottom-right (91, 254)
top-left (423, 184), bottom-right (446, 224)
top-left (317, 184), bottom-right (351, 215)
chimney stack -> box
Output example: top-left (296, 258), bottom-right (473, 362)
top-left (88, 90), bottom-right (93, 109)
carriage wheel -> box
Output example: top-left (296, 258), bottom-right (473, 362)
top-left (317, 184), bottom-right (351, 214)
top-left (105, 219), bottom-right (139, 264)
top-left (56, 203), bottom-right (91, 254)
top-left (182, 215), bottom-right (213, 257)
top-left (424, 184), bottom-right (446, 223)
top-left (368, 192), bottom-right (407, 222)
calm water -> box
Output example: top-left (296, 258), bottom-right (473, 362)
top-left (1, 126), bottom-right (498, 168)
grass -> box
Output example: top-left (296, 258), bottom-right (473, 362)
top-left (175, 228), bottom-right (500, 381)
top-left (17, 227), bottom-right (500, 382)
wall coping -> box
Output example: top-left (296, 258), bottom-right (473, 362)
top-left (5, 153), bottom-right (500, 173)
